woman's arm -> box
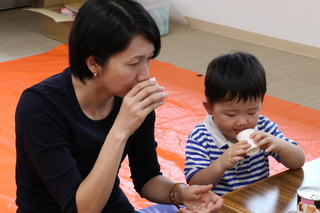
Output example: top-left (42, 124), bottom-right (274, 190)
top-left (75, 79), bottom-right (167, 213)
top-left (140, 175), bottom-right (180, 204)
top-left (75, 128), bottom-right (129, 213)
top-left (141, 175), bottom-right (223, 213)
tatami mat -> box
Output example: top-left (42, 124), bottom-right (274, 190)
top-left (1, 7), bottom-right (320, 110)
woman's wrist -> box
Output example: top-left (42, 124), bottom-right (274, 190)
top-left (168, 183), bottom-right (188, 209)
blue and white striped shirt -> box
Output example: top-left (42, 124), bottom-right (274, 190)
top-left (184, 115), bottom-right (297, 195)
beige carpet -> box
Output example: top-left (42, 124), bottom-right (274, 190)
top-left (1, 7), bottom-right (320, 110)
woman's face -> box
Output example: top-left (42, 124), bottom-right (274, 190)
top-left (95, 35), bottom-right (155, 98)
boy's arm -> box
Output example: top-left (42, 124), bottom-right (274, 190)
top-left (187, 157), bottom-right (226, 186)
top-left (255, 116), bottom-right (305, 169)
top-left (251, 130), bottom-right (305, 169)
top-left (187, 140), bottom-right (250, 186)
top-left (272, 138), bottom-right (305, 169)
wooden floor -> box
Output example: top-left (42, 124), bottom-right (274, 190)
top-left (1, 7), bottom-right (320, 111)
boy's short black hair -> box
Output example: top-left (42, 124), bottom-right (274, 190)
top-left (205, 52), bottom-right (267, 105)
top-left (69, 0), bottom-right (161, 83)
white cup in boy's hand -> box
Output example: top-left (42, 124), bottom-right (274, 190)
top-left (236, 129), bottom-right (260, 156)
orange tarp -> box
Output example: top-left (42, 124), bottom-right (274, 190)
top-left (0, 44), bottom-right (319, 211)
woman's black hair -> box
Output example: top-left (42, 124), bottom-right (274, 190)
top-left (69, 0), bottom-right (161, 83)
top-left (204, 52), bottom-right (267, 105)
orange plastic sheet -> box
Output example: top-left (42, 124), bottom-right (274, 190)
top-left (0, 44), bottom-right (319, 211)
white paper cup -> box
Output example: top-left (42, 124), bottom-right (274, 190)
top-left (236, 129), bottom-right (260, 156)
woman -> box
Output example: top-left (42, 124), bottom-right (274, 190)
top-left (15, 0), bottom-right (223, 212)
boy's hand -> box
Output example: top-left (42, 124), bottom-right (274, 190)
top-left (249, 131), bottom-right (284, 153)
top-left (220, 140), bottom-right (251, 170)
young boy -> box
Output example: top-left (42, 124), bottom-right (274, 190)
top-left (184, 52), bottom-right (305, 195)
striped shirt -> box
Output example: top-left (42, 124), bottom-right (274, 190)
top-left (184, 115), bottom-right (297, 195)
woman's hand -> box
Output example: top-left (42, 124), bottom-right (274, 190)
top-left (177, 185), bottom-right (223, 213)
top-left (114, 78), bottom-right (167, 137)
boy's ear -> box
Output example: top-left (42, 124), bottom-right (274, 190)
top-left (202, 99), bottom-right (213, 115)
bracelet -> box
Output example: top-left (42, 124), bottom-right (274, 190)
top-left (168, 183), bottom-right (188, 209)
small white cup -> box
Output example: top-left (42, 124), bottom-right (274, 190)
top-left (236, 129), bottom-right (260, 156)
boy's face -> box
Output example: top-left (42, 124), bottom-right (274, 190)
top-left (203, 98), bottom-right (262, 143)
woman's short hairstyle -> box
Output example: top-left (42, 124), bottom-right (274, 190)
top-left (69, 0), bottom-right (161, 83)
top-left (205, 52), bottom-right (267, 105)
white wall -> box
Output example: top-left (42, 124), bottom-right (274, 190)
top-left (171, 0), bottom-right (320, 48)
